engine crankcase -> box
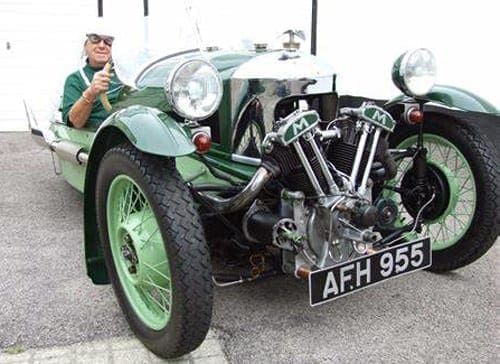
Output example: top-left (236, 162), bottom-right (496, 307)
top-left (305, 203), bottom-right (357, 268)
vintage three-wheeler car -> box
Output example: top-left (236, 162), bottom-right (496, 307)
top-left (28, 0), bottom-right (498, 359)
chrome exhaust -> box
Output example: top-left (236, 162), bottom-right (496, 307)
top-left (50, 140), bottom-right (88, 166)
top-left (197, 166), bottom-right (273, 214)
top-left (23, 100), bottom-right (88, 166)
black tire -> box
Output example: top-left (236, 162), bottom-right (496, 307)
top-left (96, 142), bottom-right (213, 358)
top-left (389, 112), bottom-right (499, 272)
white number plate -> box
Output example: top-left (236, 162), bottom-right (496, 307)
top-left (309, 237), bottom-right (432, 306)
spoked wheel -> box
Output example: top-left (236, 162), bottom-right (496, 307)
top-left (96, 143), bottom-right (213, 358)
top-left (106, 175), bottom-right (173, 330)
top-left (386, 114), bottom-right (498, 271)
top-left (390, 134), bottom-right (476, 250)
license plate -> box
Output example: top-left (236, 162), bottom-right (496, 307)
top-left (309, 237), bottom-right (431, 306)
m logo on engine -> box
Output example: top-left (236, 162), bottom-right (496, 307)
top-left (292, 117), bottom-right (310, 136)
top-left (278, 110), bottom-right (319, 145)
top-left (361, 106), bottom-right (396, 132)
top-left (372, 110), bottom-right (387, 124)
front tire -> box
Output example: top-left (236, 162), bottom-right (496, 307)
top-left (388, 113), bottom-right (498, 272)
top-left (96, 143), bottom-right (213, 358)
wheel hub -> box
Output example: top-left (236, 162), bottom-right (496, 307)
top-left (401, 163), bottom-right (453, 222)
top-left (117, 216), bottom-right (166, 285)
top-left (121, 234), bottom-right (138, 274)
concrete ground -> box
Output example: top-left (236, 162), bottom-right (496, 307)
top-left (0, 334), bottom-right (226, 364)
top-left (0, 132), bottom-right (498, 363)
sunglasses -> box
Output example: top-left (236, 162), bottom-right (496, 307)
top-left (87, 33), bottom-right (114, 46)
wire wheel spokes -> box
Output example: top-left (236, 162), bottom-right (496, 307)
top-left (107, 175), bottom-right (173, 330)
top-left (119, 181), bottom-right (149, 224)
top-left (139, 268), bottom-right (172, 315)
top-left (389, 134), bottom-right (477, 250)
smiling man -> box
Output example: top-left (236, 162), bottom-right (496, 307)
top-left (62, 25), bottom-right (123, 129)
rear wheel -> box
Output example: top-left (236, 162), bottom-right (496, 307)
top-left (386, 114), bottom-right (498, 271)
top-left (96, 143), bottom-right (213, 358)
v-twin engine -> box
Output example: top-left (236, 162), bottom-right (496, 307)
top-left (242, 103), bottom-right (398, 271)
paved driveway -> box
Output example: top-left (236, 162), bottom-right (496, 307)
top-left (0, 133), bottom-right (498, 363)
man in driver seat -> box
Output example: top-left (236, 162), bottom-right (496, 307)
top-left (62, 23), bottom-right (122, 129)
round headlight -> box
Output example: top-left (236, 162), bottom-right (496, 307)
top-left (165, 59), bottom-right (223, 120)
top-left (392, 48), bottom-right (437, 97)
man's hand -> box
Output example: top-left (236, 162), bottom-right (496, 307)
top-left (69, 64), bottom-right (113, 128)
top-left (88, 69), bottom-right (111, 98)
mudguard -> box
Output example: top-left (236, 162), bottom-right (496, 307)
top-left (385, 85), bottom-right (499, 114)
top-left (84, 106), bottom-right (195, 284)
top-left (99, 105), bottom-right (195, 156)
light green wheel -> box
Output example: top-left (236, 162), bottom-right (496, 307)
top-left (96, 143), bottom-right (213, 358)
top-left (388, 134), bottom-right (476, 251)
top-left (386, 114), bottom-right (498, 271)
top-left (107, 175), bottom-right (172, 330)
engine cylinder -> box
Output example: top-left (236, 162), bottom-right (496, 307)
top-left (263, 138), bottom-right (329, 196)
top-left (326, 117), bottom-right (393, 185)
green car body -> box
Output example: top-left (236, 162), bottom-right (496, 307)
top-left (24, 0), bottom-right (498, 358)
top-left (44, 48), bottom-right (498, 284)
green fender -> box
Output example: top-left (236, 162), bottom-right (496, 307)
top-left (84, 105), bottom-right (195, 284)
top-left (385, 85), bottom-right (499, 114)
top-left (99, 105), bottom-right (196, 156)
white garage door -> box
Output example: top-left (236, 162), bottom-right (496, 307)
top-left (0, 0), bottom-right (95, 131)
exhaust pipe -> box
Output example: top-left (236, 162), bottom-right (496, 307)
top-left (23, 101), bottom-right (88, 166)
top-left (50, 140), bottom-right (88, 166)
top-left (197, 166), bottom-right (274, 214)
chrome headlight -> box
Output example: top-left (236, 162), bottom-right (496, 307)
top-left (392, 48), bottom-right (437, 97)
top-left (165, 59), bottom-right (223, 120)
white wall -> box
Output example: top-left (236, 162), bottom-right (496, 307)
top-left (0, 0), bottom-right (498, 131)
top-left (317, 0), bottom-right (499, 106)
top-left (0, 0), bottom-right (95, 131)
